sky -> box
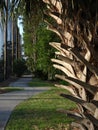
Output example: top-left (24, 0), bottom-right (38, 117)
top-left (17, 17), bottom-right (25, 56)
top-left (17, 17), bottom-right (23, 39)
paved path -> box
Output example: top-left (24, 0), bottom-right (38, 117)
top-left (0, 77), bottom-right (50, 130)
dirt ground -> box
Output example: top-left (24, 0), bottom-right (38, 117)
top-left (0, 77), bottom-right (18, 87)
top-left (0, 77), bottom-right (18, 94)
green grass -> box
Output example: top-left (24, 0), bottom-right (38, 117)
top-left (6, 87), bottom-right (76, 130)
top-left (28, 78), bottom-right (54, 87)
top-left (0, 87), bottom-right (23, 94)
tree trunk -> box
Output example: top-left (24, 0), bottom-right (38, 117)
top-left (4, 0), bottom-right (8, 80)
top-left (16, 26), bottom-right (19, 59)
top-left (12, 13), bottom-right (14, 73)
top-left (43, 0), bottom-right (98, 129)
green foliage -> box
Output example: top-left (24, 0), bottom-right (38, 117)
top-left (19, 0), bottom-right (58, 80)
top-left (23, 21), bottom-right (60, 80)
top-left (34, 23), bottom-right (60, 80)
top-left (59, 80), bottom-right (70, 86)
top-left (13, 59), bottom-right (27, 77)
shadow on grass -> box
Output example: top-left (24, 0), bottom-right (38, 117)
top-left (6, 107), bottom-right (73, 130)
top-left (28, 78), bottom-right (54, 87)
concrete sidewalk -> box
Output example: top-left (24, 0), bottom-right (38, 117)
top-left (0, 77), bottom-right (50, 130)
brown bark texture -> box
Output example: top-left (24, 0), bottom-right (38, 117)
top-left (43, 0), bottom-right (98, 129)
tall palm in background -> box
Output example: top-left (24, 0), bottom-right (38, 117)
top-left (43, 0), bottom-right (98, 129)
top-left (17, 0), bottom-right (45, 72)
top-left (0, 0), bottom-right (20, 79)
top-left (3, 0), bottom-right (8, 80)
top-left (11, 0), bottom-right (19, 73)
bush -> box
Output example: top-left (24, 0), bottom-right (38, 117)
top-left (34, 70), bottom-right (48, 80)
top-left (13, 59), bottom-right (27, 77)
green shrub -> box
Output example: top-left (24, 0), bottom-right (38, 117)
top-left (34, 70), bottom-right (48, 80)
top-left (13, 59), bottom-right (27, 77)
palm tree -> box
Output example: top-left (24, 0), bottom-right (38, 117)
top-left (1, 0), bottom-right (20, 78)
top-left (3, 0), bottom-right (8, 80)
top-left (43, 0), bottom-right (98, 129)
top-left (10, 0), bottom-right (21, 73)
top-left (11, 12), bottom-right (14, 73)
top-left (16, 26), bottom-right (19, 59)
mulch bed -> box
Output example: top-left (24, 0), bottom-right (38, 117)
top-left (0, 76), bottom-right (18, 87)
top-left (0, 89), bottom-right (7, 94)
top-left (0, 76), bottom-right (18, 94)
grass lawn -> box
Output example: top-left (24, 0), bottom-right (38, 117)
top-left (28, 78), bottom-right (54, 87)
top-left (6, 87), bottom-right (76, 130)
top-left (0, 87), bottom-right (23, 94)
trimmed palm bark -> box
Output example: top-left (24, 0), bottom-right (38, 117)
top-left (43, 0), bottom-right (98, 129)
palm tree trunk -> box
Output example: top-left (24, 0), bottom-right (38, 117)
top-left (4, 0), bottom-right (8, 80)
top-left (43, 0), bottom-right (98, 129)
top-left (16, 26), bottom-right (19, 59)
top-left (18, 33), bottom-right (21, 58)
top-left (12, 13), bottom-right (14, 73)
